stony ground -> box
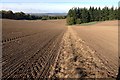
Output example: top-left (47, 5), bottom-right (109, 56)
top-left (50, 26), bottom-right (117, 79)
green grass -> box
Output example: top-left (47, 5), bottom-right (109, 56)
top-left (79, 21), bottom-right (98, 26)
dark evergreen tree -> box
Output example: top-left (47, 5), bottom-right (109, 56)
top-left (67, 8), bottom-right (76, 25)
top-left (108, 7), bottom-right (115, 20)
top-left (67, 6), bottom-right (118, 25)
top-left (81, 8), bottom-right (90, 23)
top-left (89, 7), bottom-right (95, 21)
top-left (114, 7), bottom-right (118, 20)
top-left (98, 7), bottom-right (102, 21)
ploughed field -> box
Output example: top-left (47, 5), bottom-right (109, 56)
top-left (2, 19), bottom-right (67, 78)
top-left (2, 19), bottom-right (118, 78)
top-left (71, 21), bottom-right (118, 78)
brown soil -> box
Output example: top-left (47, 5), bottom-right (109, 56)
top-left (2, 19), bottom-right (118, 79)
top-left (2, 19), bottom-right (67, 78)
top-left (52, 25), bottom-right (118, 78)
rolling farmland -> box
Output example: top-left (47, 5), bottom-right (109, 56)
top-left (2, 19), bottom-right (67, 78)
top-left (2, 19), bottom-right (118, 78)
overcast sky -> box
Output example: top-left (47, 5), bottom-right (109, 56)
top-left (0, 0), bottom-right (119, 13)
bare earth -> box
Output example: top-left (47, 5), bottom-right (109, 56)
top-left (2, 19), bottom-right (118, 78)
top-left (2, 19), bottom-right (67, 78)
top-left (72, 21), bottom-right (118, 77)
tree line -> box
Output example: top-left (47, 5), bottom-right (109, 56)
top-left (67, 7), bottom-right (119, 25)
top-left (0, 10), bottom-right (66, 20)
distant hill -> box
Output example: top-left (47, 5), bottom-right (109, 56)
top-left (28, 13), bottom-right (67, 16)
top-left (1, 10), bottom-right (66, 20)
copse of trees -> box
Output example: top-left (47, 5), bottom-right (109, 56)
top-left (0, 10), bottom-right (66, 20)
top-left (67, 7), bottom-right (119, 25)
top-left (41, 16), bottom-right (66, 20)
top-left (0, 10), bottom-right (41, 20)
